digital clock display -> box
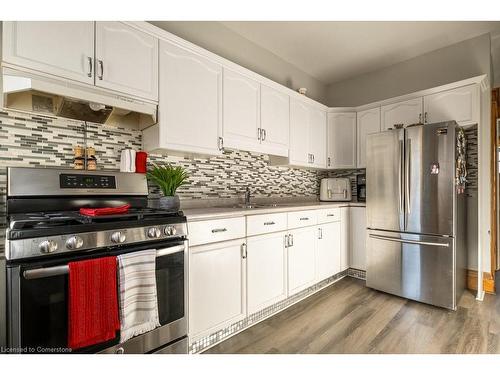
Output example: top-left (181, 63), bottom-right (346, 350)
top-left (60, 174), bottom-right (116, 189)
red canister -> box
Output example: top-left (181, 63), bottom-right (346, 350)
top-left (135, 151), bottom-right (148, 173)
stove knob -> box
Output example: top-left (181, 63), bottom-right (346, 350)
top-left (147, 227), bottom-right (161, 238)
top-left (111, 231), bottom-right (126, 244)
top-left (66, 235), bottom-right (84, 250)
top-left (164, 226), bottom-right (177, 236)
top-left (39, 240), bottom-right (58, 254)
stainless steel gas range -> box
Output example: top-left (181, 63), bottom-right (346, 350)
top-left (2, 167), bottom-right (188, 354)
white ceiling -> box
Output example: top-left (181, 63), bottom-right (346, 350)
top-left (220, 21), bottom-right (500, 85)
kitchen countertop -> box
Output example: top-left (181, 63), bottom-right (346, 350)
top-left (183, 201), bottom-right (366, 221)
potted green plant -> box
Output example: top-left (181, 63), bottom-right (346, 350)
top-left (147, 163), bottom-right (189, 211)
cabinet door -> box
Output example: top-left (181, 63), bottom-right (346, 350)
top-left (308, 107), bottom-right (327, 168)
top-left (289, 99), bottom-right (311, 167)
top-left (287, 227), bottom-right (317, 295)
top-left (158, 40), bottom-right (222, 156)
top-left (350, 207), bottom-right (367, 271)
top-left (95, 22), bottom-right (158, 100)
top-left (260, 85), bottom-right (290, 157)
top-left (316, 222), bottom-right (341, 281)
top-left (247, 232), bottom-right (287, 314)
top-left (222, 69), bottom-right (261, 152)
top-left (340, 207), bottom-right (350, 271)
top-left (423, 84), bottom-right (479, 126)
top-left (2, 21), bottom-right (94, 84)
top-left (189, 240), bottom-right (246, 339)
top-left (356, 107), bottom-right (381, 168)
top-left (327, 112), bottom-right (356, 169)
top-left (381, 97), bottom-right (423, 131)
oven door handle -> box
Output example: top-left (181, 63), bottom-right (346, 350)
top-left (23, 245), bottom-right (186, 280)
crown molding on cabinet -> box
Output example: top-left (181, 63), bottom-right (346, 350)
top-left (125, 21), bottom-right (329, 111)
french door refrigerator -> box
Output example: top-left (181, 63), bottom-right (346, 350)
top-left (366, 121), bottom-right (466, 310)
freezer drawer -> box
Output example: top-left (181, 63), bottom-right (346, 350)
top-left (366, 230), bottom-right (456, 310)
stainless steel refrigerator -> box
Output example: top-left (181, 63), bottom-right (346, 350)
top-left (366, 121), bottom-right (466, 310)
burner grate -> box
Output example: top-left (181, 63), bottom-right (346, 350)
top-left (8, 208), bottom-right (183, 230)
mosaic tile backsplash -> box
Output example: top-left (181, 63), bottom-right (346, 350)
top-left (0, 109), bottom-right (355, 251)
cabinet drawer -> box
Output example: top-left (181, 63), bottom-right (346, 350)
top-left (287, 210), bottom-right (318, 229)
top-left (188, 217), bottom-right (246, 246)
top-left (317, 208), bottom-right (341, 224)
top-left (247, 213), bottom-right (287, 236)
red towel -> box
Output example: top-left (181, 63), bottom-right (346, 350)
top-left (79, 204), bottom-right (131, 217)
top-left (68, 257), bottom-right (120, 350)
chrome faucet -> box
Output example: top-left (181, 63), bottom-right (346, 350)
top-left (245, 187), bottom-right (251, 206)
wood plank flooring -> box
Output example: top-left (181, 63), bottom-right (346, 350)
top-left (205, 277), bottom-right (500, 354)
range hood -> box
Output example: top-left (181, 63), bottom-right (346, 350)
top-left (1, 67), bottom-right (157, 128)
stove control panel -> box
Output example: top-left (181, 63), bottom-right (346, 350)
top-left (60, 174), bottom-right (116, 189)
top-left (6, 223), bottom-right (188, 261)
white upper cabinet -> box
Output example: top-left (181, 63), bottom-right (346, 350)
top-left (222, 69), bottom-right (261, 152)
top-left (356, 107), bottom-right (381, 168)
top-left (95, 22), bottom-right (158, 101)
top-left (381, 97), bottom-right (423, 131)
top-left (2, 21), bottom-right (95, 84)
top-left (151, 40), bottom-right (222, 156)
top-left (423, 84), bottom-right (479, 126)
top-left (308, 107), bottom-right (327, 168)
top-left (289, 99), bottom-right (311, 167)
top-left (260, 85), bottom-right (290, 157)
top-left (327, 112), bottom-right (356, 169)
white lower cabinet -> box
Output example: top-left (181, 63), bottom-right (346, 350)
top-left (316, 222), bottom-right (341, 281)
top-left (340, 207), bottom-right (350, 271)
top-left (349, 206), bottom-right (367, 271)
top-left (189, 239), bottom-right (246, 341)
top-left (287, 226), bottom-right (317, 295)
top-left (247, 231), bottom-right (288, 314)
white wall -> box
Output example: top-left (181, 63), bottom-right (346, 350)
top-left (149, 21), bottom-right (329, 105)
top-left (327, 33), bottom-right (492, 107)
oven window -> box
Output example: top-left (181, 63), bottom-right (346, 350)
top-left (21, 273), bottom-right (68, 349)
top-left (156, 250), bottom-right (184, 325)
top-left (20, 270), bottom-right (119, 352)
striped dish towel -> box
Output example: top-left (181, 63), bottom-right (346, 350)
top-left (117, 249), bottom-right (160, 343)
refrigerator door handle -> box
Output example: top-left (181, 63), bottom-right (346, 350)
top-left (405, 139), bottom-right (411, 215)
top-left (398, 140), bottom-right (403, 214)
top-left (368, 234), bottom-right (449, 248)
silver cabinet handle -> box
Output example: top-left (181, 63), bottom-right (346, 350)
top-left (299, 217), bottom-right (309, 221)
top-left (211, 228), bottom-right (227, 233)
top-left (318, 227), bottom-right (323, 239)
top-left (327, 157), bottom-right (331, 167)
top-left (343, 189), bottom-right (347, 199)
top-left (257, 128), bottom-right (261, 140)
top-left (312, 154), bottom-right (315, 163)
top-left (241, 243), bottom-right (247, 259)
top-left (326, 214), bottom-right (335, 217)
top-left (87, 56), bottom-right (93, 78)
top-left (424, 112), bottom-right (428, 123)
top-left (262, 129), bottom-right (266, 141)
top-left (287, 234), bottom-right (294, 247)
top-left (98, 59), bottom-right (104, 80)
top-left (419, 113), bottom-right (422, 123)
top-left (290, 234), bottom-right (294, 246)
top-left (218, 137), bottom-right (224, 151)
top-left (284, 234), bottom-right (289, 248)
top-left (369, 234), bottom-right (449, 247)
top-left (264, 221), bottom-right (275, 226)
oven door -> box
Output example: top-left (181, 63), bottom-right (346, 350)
top-left (7, 239), bottom-right (187, 353)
